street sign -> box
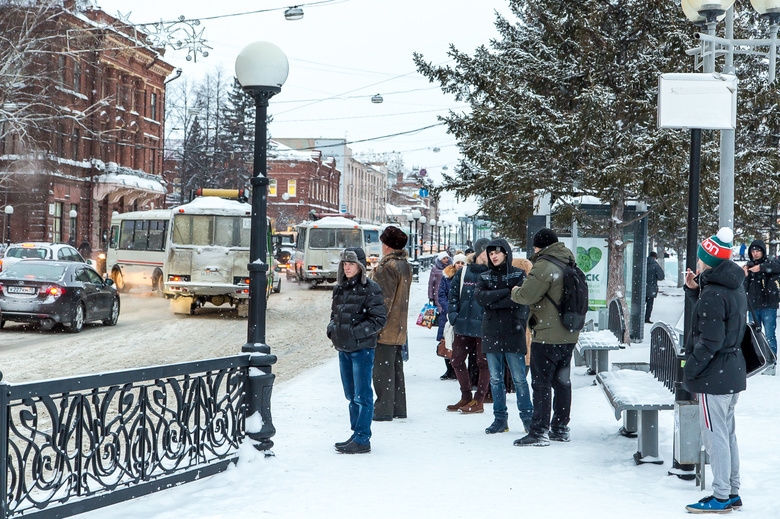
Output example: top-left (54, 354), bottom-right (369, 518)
top-left (419, 168), bottom-right (427, 177)
top-left (419, 188), bottom-right (429, 198)
top-left (340, 205), bottom-right (346, 212)
top-left (658, 73), bottom-right (737, 130)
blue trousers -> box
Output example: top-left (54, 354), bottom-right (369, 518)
top-left (339, 348), bottom-right (375, 445)
top-left (486, 352), bottom-right (533, 429)
top-left (748, 307), bottom-right (778, 355)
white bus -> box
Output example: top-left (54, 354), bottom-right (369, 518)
top-left (293, 217), bottom-right (363, 284)
top-left (360, 223), bottom-right (383, 270)
top-left (106, 192), bottom-right (279, 315)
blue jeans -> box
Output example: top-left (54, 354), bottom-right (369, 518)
top-left (749, 307), bottom-right (778, 355)
top-left (339, 348), bottom-right (375, 445)
top-left (486, 352), bottom-right (533, 428)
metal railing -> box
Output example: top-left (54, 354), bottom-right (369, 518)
top-left (0, 353), bottom-right (275, 518)
top-left (649, 322), bottom-right (685, 391)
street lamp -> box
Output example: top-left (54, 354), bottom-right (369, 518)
top-left (235, 40), bottom-right (289, 452)
top-left (4, 205), bottom-right (12, 245)
top-left (419, 215), bottom-right (427, 258)
top-left (69, 209), bottom-right (77, 243)
top-left (429, 219), bottom-right (436, 253)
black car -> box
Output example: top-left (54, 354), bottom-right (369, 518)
top-left (0, 260), bottom-right (120, 333)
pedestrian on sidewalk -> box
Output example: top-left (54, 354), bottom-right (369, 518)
top-left (683, 227), bottom-right (746, 513)
top-left (474, 238), bottom-right (533, 434)
top-left (438, 253), bottom-right (467, 379)
top-left (510, 228), bottom-right (579, 447)
top-left (645, 251), bottom-right (665, 324)
top-left (445, 238), bottom-right (491, 414)
top-left (429, 251), bottom-right (452, 378)
top-left (743, 238), bottom-right (780, 375)
top-left (327, 247), bottom-right (387, 454)
top-left (371, 226), bottom-right (413, 421)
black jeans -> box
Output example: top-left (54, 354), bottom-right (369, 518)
top-left (645, 296), bottom-right (655, 322)
top-left (529, 342), bottom-right (575, 436)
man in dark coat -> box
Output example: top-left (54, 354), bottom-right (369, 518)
top-left (446, 237), bottom-right (491, 414)
top-left (743, 238), bottom-right (780, 375)
top-left (327, 247), bottom-right (387, 454)
top-left (474, 238), bottom-right (532, 434)
top-left (645, 251), bottom-right (665, 323)
top-left (683, 228), bottom-right (747, 513)
top-left (371, 226), bottom-right (412, 421)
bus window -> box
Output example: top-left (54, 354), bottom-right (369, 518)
top-left (109, 225), bottom-right (119, 249)
top-left (148, 221), bottom-right (167, 251)
top-left (309, 228), bottom-right (361, 249)
top-left (120, 221), bottom-right (135, 249)
top-left (337, 229), bottom-right (361, 249)
top-left (133, 220), bottom-right (149, 250)
top-left (191, 216), bottom-right (210, 245)
top-left (296, 228), bottom-right (306, 250)
top-left (173, 215), bottom-right (212, 246)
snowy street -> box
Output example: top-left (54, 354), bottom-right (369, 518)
top-left (74, 275), bottom-right (778, 519)
top-left (0, 279), bottom-right (336, 384)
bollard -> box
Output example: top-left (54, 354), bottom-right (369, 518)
top-left (245, 354), bottom-right (277, 454)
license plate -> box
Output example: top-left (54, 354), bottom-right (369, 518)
top-left (204, 270), bottom-right (220, 277)
top-left (6, 286), bottom-right (36, 294)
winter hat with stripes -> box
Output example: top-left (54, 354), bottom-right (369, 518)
top-left (697, 227), bottom-right (734, 268)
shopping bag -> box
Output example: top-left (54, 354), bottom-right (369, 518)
top-left (416, 302), bottom-right (439, 329)
top-left (742, 321), bottom-right (778, 377)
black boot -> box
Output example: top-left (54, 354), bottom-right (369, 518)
top-left (440, 358), bottom-right (456, 380)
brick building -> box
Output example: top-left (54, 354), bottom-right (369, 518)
top-left (0, 2), bottom-right (174, 251)
top-left (266, 140), bottom-right (341, 231)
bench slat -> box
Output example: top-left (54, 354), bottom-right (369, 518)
top-left (597, 370), bottom-right (675, 420)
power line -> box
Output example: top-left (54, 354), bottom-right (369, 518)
top-left (289, 122), bottom-right (446, 150)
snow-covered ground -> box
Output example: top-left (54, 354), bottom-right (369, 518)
top-left (82, 276), bottom-right (778, 518)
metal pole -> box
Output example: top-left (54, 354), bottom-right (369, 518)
top-left (682, 128), bottom-right (701, 403)
top-left (414, 219), bottom-right (419, 261)
top-left (408, 220), bottom-right (413, 257)
top-left (719, 8), bottom-right (735, 230)
top-left (770, 23), bottom-right (778, 83)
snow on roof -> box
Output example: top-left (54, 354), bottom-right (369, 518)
top-left (96, 173), bottom-right (165, 194)
top-left (174, 196), bottom-right (252, 215)
top-left (300, 216), bottom-right (360, 228)
top-left (269, 140), bottom-right (315, 162)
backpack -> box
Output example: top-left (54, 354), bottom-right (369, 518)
top-left (538, 254), bottom-right (589, 333)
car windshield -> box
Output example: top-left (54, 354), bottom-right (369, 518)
top-left (5, 247), bottom-right (48, 259)
top-left (0, 262), bottom-right (67, 281)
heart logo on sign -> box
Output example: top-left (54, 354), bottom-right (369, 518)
top-left (576, 246), bottom-right (602, 273)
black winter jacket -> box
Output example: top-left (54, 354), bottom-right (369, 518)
top-left (744, 239), bottom-right (780, 310)
top-left (327, 274), bottom-right (387, 353)
top-left (448, 260), bottom-right (488, 338)
top-left (683, 260), bottom-right (747, 395)
top-left (646, 256), bottom-right (665, 299)
top-left (474, 239), bottom-right (529, 354)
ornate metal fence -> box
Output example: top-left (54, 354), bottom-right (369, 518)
top-left (0, 353), bottom-right (275, 518)
top-left (649, 322), bottom-right (685, 391)
top-left (607, 298), bottom-right (627, 344)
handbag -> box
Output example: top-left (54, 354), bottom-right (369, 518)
top-left (742, 316), bottom-right (777, 377)
top-left (416, 302), bottom-right (438, 329)
top-left (437, 334), bottom-right (452, 359)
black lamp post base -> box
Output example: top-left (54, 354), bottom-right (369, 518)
top-left (242, 342), bottom-right (271, 354)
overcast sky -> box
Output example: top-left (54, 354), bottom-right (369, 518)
top-left (95, 0), bottom-right (513, 222)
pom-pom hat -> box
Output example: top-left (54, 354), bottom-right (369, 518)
top-left (698, 227), bottom-right (734, 268)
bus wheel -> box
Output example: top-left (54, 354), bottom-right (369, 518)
top-left (153, 271), bottom-right (164, 295)
top-left (112, 269), bottom-right (130, 293)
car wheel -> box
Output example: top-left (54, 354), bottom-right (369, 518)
top-left (66, 303), bottom-right (85, 333)
top-left (112, 269), bottom-right (130, 293)
top-left (103, 297), bottom-right (120, 326)
top-left (153, 271), bottom-right (165, 295)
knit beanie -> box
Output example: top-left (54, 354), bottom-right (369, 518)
top-left (697, 227), bottom-right (734, 268)
top-left (452, 253), bottom-right (467, 264)
top-left (533, 228), bottom-right (558, 249)
top-left (473, 238), bottom-right (491, 257)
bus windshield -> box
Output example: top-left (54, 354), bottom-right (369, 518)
top-left (308, 228), bottom-right (362, 249)
top-left (172, 215), bottom-right (251, 247)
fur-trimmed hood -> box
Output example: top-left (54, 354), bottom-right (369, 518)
top-left (338, 247), bottom-right (368, 285)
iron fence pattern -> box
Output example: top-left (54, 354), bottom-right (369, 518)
top-left (649, 322), bottom-right (684, 391)
top-left (1, 356), bottom-right (250, 517)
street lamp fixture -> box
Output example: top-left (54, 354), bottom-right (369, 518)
top-left (284, 6), bottom-right (304, 21)
top-left (682, 0), bottom-right (735, 22)
top-left (4, 205), bottom-right (13, 245)
top-left (419, 215), bottom-right (427, 257)
top-left (429, 219), bottom-right (436, 252)
top-left (235, 40), bottom-right (289, 452)
top-left (69, 209), bottom-right (77, 242)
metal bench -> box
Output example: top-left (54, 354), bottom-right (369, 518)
top-left (596, 322), bottom-right (683, 465)
top-left (575, 331), bottom-right (622, 375)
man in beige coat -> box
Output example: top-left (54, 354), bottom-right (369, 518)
top-left (371, 226), bottom-right (413, 421)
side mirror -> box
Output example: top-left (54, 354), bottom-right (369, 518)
top-left (105, 278), bottom-right (114, 287)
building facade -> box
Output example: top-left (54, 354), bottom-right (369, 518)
top-left (0, 2), bottom-right (174, 252)
top-left (266, 141), bottom-right (341, 231)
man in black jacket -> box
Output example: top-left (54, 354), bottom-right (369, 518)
top-left (743, 239), bottom-right (780, 375)
top-left (327, 248), bottom-right (387, 454)
top-left (683, 228), bottom-right (746, 513)
top-left (645, 251), bottom-right (665, 323)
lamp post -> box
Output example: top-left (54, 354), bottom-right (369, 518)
top-left (429, 219), bottom-right (436, 253)
top-left (418, 215), bottom-right (426, 260)
top-left (235, 40), bottom-right (289, 453)
top-left (406, 213), bottom-right (414, 257)
top-left (682, 0), bottom-right (780, 229)
top-left (410, 209), bottom-right (421, 260)
top-left (69, 209), bottom-right (77, 243)
top-left (4, 205), bottom-right (12, 245)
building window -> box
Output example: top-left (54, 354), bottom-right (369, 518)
top-left (72, 128), bottom-right (80, 161)
top-left (73, 60), bottom-right (81, 92)
top-left (151, 92), bottom-right (158, 120)
top-left (288, 179), bottom-right (296, 197)
top-left (52, 202), bottom-right (63, 243)
top-left (269, 179), bottom-right (277, 196)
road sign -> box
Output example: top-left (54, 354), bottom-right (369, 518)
top-left (419, 168), bottom-right (427, 177)
top-left (419, 188), bottom-right (429, 198)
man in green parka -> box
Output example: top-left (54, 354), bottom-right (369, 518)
top-left (510, 228), bottom-right (580, 447)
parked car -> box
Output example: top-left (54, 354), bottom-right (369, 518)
top-left (0, 242), bottom-right (86, 273)
top-left (0, 260), bottom-right (120, 332)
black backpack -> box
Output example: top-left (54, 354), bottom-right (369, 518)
top-left (538, 255), bottom-right (589, 333)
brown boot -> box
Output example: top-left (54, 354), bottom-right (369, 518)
top-left (458, 400), bottom-right (484, 414)
top-left (446, 398), bottom-right (471, 412)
